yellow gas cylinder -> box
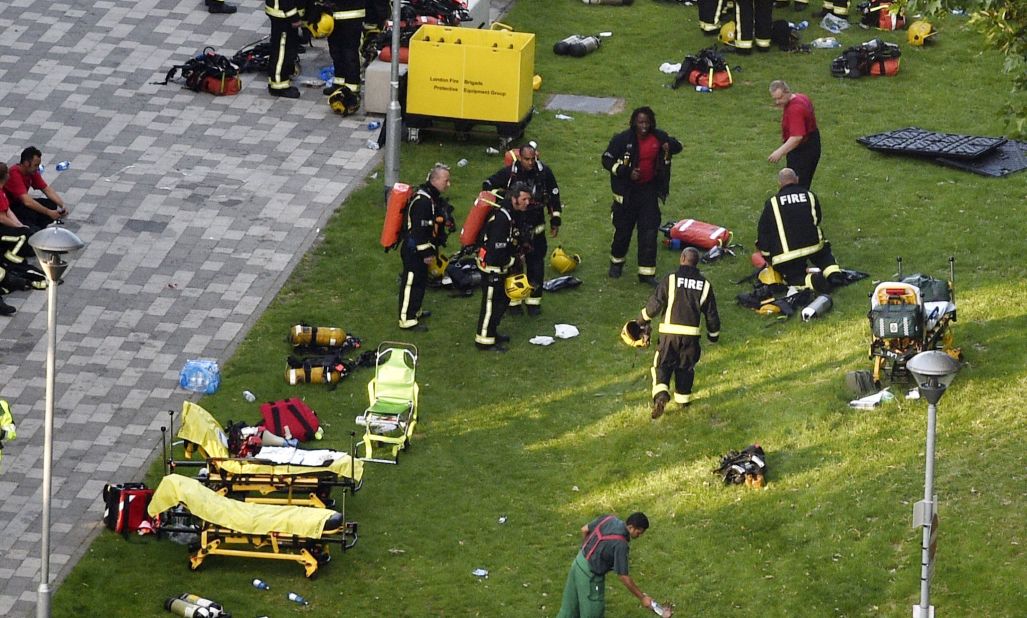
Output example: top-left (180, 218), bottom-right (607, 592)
top-left (289, 325), bottom-right (347, 347)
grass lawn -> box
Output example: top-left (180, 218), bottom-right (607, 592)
top-left (55, 2), bottom-right (1025, 616)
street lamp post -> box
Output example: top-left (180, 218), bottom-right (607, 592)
top-left (906, 350), bottom-right (961, 618)
top-left (28, 225), bottom-right (85, 618)
top-left (383, 0), bottom-right (403, 191)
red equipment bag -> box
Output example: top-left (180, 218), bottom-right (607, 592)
top-left (102, 482), bottom-right (156, 535)
top-left (377, 45), bottom-right (410, 64)
top-left (667, 218), bottom-right (733, 250)
top-left (201, 74), bottom-right (242, 95)
top-left (381, 183), bottom-right (414, 250)
top-left (868, 57), bottom-right (900, 76)
top-left (460, 190), bottom-right (502, 247)
top-left (689, 69), bottom-right (733, 90)
top-left (260, 397), bottom-right (321, 442)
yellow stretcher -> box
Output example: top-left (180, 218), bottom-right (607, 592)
top-left (170, 402), bottom-right (364, 506)
top-left (149, 474), bottom-right (357, 577)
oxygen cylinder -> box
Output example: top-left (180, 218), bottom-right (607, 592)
top-left (164, 598), bottom-right (211, 618)
top-left (289, 325), bottom-right (347, 347)
top-left (553, 34), bottom-right (583, 56)
top-left (460, 191), bottom-right (501, 247)
top-left (286, 365), bottom-right (345, 385)
top-left (177, 594), bottom-right (225, 617)
top-left (381, 183), bottom-right (414, 250)
top-left (801, 294), bottom-right (833, 322)
top-left (567, 35), bottom-right (601, 58)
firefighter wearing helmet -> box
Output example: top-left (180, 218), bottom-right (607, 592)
top-left (474, 183), bottom-right (532, 352)
top-left (322, 0), bottom-right (372, 115)
top-left (634, 248), bottom-right (720, 419)
top-left (483, 142), bottom-right (563, 316)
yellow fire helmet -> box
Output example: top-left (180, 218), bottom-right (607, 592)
top-left (504, 273), bottom-right (534, 300)
top-left (757, 266), bottom-right (784, 286)
top-left (550, 246), bottom-right (581, 274)
top-left (719, 21), bottom-right (736, 46)
top-left (620, 321), bottom-right (651, 348)
top-left (306, 12), bottom-right (335, 39)
top-left (328, 86), bottom-right (360, 116)
top-left (428, 253), bottom-right (449, 280)
top-left (907, 21), bottom-right (936, 46)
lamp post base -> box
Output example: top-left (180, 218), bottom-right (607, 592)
top-left (37, 582), bottom-right (51, 618)
top-left (912, 605), bottom-right (934, 618)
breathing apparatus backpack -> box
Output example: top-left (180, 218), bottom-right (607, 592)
top-left (157, 47), bottom-right (243, 95)
top-left (714, 444), bottom-right (768, 487)
top-left (231, 39), bottom-right (273, 73)
top-left (460, 190), bottom-right (503, 248)
top-left (671, 47), bottom-right (733, 90)
top-left (381, 183), bottom-right (415, 251)
top-left (831, 39), bottom-right (901, 78)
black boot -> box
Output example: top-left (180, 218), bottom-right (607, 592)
top-left (269, 86), bottom-right (300, 99)
top-left (608, 262), bottom-right (623, 279)
top-left (0, 296), bottom-right (15, 316)
top-left (207, 1), bottom-right (237, 14)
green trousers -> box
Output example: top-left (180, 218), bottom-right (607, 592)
top-left (556, 553), bottom-right (606, 618)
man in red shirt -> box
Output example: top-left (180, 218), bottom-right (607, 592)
top-left (0, 163), bottom-right (30, 315)
top-left (4, 146), bottom-right (68, 231)
top-left (768, 80), bottom-right (821, 189)
top-left (602, 107), bottom-right (683, 286)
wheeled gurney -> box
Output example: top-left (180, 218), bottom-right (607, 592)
top-left (170, 402), bottom-right (363, 506)
top-left (149, 474), bottom-right (357, 577)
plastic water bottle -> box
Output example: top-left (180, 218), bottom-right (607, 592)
top-left (242, 390), bottom-right (256, 403)
top-left (287, 592), bottom-right (309, 606)
top-left (695, 85), bottom-right (711, 93)
top-left (811, 37), bottom-right (841, 49)
top-left (457, 159), bottom-right (469, 167)
top-left (37, 164), bottom-right (45, 173)
top-left (367, 120), bottom-right (382, 130)
top-left (55, 161), bottom-right (70, 171)
top-left (319, 66), bottom-right (334, 86)
top-left (791, 20), bottom-right (809, 31)
top-left (366, 139), bottom-right (380, 150)
top-left (252, 578), bottom-right (270, 591)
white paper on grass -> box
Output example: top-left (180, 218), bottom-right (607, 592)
top-left (554, 324), bottom-right (579, 339)
top-left (659, 62), bottom-right (682, 74)
top-left (529, 336), bottom-right (555, 346)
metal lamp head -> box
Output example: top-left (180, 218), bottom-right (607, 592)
top-left (907, 350), bottom-right (960, 405)
top-left (28, 225), bottom-right (85, 282)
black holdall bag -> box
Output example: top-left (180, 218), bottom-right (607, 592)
top-left (870, 303), bottom-right (923, 339)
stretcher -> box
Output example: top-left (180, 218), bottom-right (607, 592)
top-left (150, 474), bottom-right (357, 577)
top-left (356, 342), bottom-right (419, 464)
top-left (168, 402), bottom-right (363, 506)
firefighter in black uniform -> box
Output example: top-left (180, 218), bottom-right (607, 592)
top-left (483, 143), bottom-right (562, 316)
top-left (602, 107), bottom-right (682, 286)
top-left (266, 0), bottom-right (305, 98)
top-left (756, 168), bottom-right (843, 292)
top-left (732, 0), bottom-right (774, 53)
top-left (636, 247), bottom-right (720, 419)
top-left (398, 163), bottom-right (452, 331)
top-left (699, 0), bottom-right (728, 36)
top-left (322, 0), bottom-right (366, 114)
top-left (474, 183), bottom-right (532, 352)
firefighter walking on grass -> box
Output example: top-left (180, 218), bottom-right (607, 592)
top-left (635, 247), bottom-right (720, 419)
top-left (482, 142), bottom-right (562, 315)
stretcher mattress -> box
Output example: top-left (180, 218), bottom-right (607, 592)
top-left (149, 474), bottom-right (335, 538)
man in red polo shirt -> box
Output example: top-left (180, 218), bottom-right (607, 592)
top-left (0, 163), bottom-right (30, 315)
top-left (768, 80), bottom-right (821, 189)
top-left (4, 146), bottom-right (69, 231)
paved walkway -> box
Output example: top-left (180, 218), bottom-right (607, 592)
top-left (0, 1), bottom-right (516, 615)
top-left (0, 2), bottom-right (382, 615)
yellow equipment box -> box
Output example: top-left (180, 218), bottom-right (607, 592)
top-left (407, 25), bottom-right (535, 124)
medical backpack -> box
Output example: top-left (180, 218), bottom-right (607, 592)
top-left (259, 398), bottom-right (322, 442)
top-left (671, 47), bottom-right (733, 90)
top-left (158, 47), bottom-right (243, 95)
top-left (664, 218), bottom-right (733, 250)
top-left (102, 482), bottom-right (157, 535)
top-left (858, 1), bottom-right (907, 30)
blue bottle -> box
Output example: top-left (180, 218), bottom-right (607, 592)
top-left (287, 592), bottom-right (309, 605)
top-left (56, 161), bottom-right (70, 171)
top-left (252, 578), bottom-right (270, 590)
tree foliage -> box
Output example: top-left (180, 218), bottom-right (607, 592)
top-left (899, 0), bottom-right (1027, 136)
